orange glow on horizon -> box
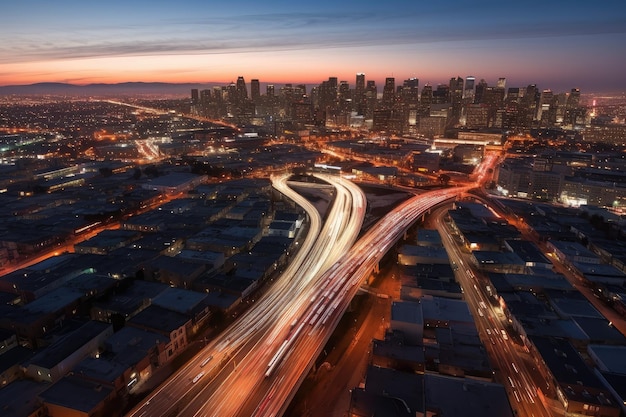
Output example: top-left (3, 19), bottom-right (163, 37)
top-left (0, 47), bottom-right (456, 88)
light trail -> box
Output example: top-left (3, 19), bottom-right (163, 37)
top-left (126, 173), bottom-right (365, 417)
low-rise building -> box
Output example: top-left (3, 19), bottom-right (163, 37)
top-left (398, 245), bottom-right (449, 266)
top-left (547, 240), bottom-right (601, 265)
top-left (141, 172), bottom-right (207, 195)
top-left (470, 251), bottom-right (526, 273)
top-left (390, 301), bottom-right (424, 345)
top-left (530, 336), bottom-right (620, 417)
top-left (25, 321), bottom-right (113, 383)
top-left (127, 305), bottom-right (190, 364)
top-left (39, 375), bottom-right (117, 417)
top-left (0, 379), bottom-right (48, 417)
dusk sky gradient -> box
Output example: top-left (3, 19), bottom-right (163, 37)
top-left (2, 0), bottom-right (626, 92)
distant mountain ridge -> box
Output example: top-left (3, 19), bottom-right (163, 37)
top-left (0, 82), bottom-right (218, 96)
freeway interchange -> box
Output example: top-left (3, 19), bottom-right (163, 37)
top-left (127, 159), bottom-right (520, 417)
top-left (127, 173), bottom-right (366, 417)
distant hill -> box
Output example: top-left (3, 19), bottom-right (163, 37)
top-left (0, 82), bottom-right (218, 96)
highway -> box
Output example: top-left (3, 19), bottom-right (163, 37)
top-left (128, 154), bottom-right (505, 417)
top-left (126, 173), bottom-right (366, 417)
top-left (249, 185), bottom-right (469, 417)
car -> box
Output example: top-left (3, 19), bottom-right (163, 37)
top-left (192, 371), bottom-right (205, 383)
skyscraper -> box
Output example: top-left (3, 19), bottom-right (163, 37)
top-left (537, 89), bottom-right (554, 124)
top-left (420, 84), bottom-right (433, 116)
top-left (464, 76), bottom-right (475, 102)
top-left (448, 76), bottom-right (464, 126)
top-left (382, 77), bottom-right (395, 109)
top-left (356, 73), bottom-right (365, 93)
top-left (365, 80), bottom-right (377, 119)
top-left (190, 88), bottom-right (199, 115)
top-left (521, 84), bottom-right (539, 126)
top-left (354, 73), bottom-right (366, 115)
top-left (318, 77), bottom-right (338, 110)
top-left (236, 76), bottom-right (248, 104)
top-left (250, 79), bottom-right (260, 102)
top-left (401, 78), bottom-right (419, 106)
top-left (474, 79), bottom-right (488, 104)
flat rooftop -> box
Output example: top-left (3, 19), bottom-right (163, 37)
top-left (39, 375), bottom-right (114, 413)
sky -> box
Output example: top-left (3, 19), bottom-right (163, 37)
top-left (2, 0), bottom-right (626, 93)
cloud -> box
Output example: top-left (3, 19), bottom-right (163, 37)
top-left (1, 9), bottom-right (625, 65)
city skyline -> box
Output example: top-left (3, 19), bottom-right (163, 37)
top-left (2, 0), bottom-right (626, 92)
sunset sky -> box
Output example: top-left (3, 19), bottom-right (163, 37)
top-left (2, 0), bottom-right (626, 92)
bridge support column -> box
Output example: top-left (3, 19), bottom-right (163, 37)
top-left (373, 262), bottom-right (379, 274)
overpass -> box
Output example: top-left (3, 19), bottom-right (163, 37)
top-left (126, 174), bottom-right (470, 417)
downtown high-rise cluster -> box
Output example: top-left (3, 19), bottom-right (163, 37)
top-left (190, 74), bottom-right (589, 137)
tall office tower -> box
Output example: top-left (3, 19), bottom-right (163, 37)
top-left (354, 73), bottom-right (366, 115)
top-left (464, 76), bottom-right (475, 101)
top-left (448, 76), bottom-right (464, 126)
top-left (318, 77), bottom-right (338, 111)
top-left (564, 88), bottom-right (583, 126)
top-left (325, 76), bottom-right (338, 110)
top-left (210, 86), bottom-right (226, 118)
top-left (365, 80), bottom-right (377, 119)
top-left (200, 89), bottom-right (211, 102)
top-left (554, 92), bottom-right (568, 124)
top-left (212, 86), bottom-right (224, 102)
top-left (338, 81), bottom-right (351, 113)
top-left (309, 85), bottom-right (318, 100)
top-left (236, 76), bottom-right (248, 104)
top-left (266, 84), bottom-right (275, 97)
top-left (537, 89), bottom-right (554, 125)
top-left (474, 79), bottom-right (488, 104)
top-left (502, 87), bottom-right (521, 129)
top-left (449, 76), bottom-right (464, 98)
top-left (226, 82), bottom-right (237, 104)
top-left (505, 87), bottom-right (520, 104)
top-left (567, 88), bottom-right (581, 108)
top-left (482, 86), bottom-right (505, 127)
top-left (280, 84), bottom-right (295, 106)
top-left (339, 81), bottom-right (350, 101)
top-left (366, 80), bottom-right (377, 95)
top-left (356, 73), bottom-right (365, 94)
top-left (295, 84), bottom-right (307, 97)
top-left (495, 78), bottom-right (507, 104)
top-left (521, 84), bottom-right (539, 126)
top-left (382, 77), bottom-right (396, 108)
top-left (190, 88), bottom-right (200, 115)
top-left (250, 79), bottom-right (260, 102)
top-left (433, 84), bottom-right (450, 104)
top-left (200, 89), bottom-right (211, 114)
top-left (419, 84), bottom-right (433, 116)
top-left (401, 77), bottom-right (419, 106)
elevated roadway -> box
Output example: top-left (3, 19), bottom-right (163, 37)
top-left (127, 173), bottom-right (366, 417)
